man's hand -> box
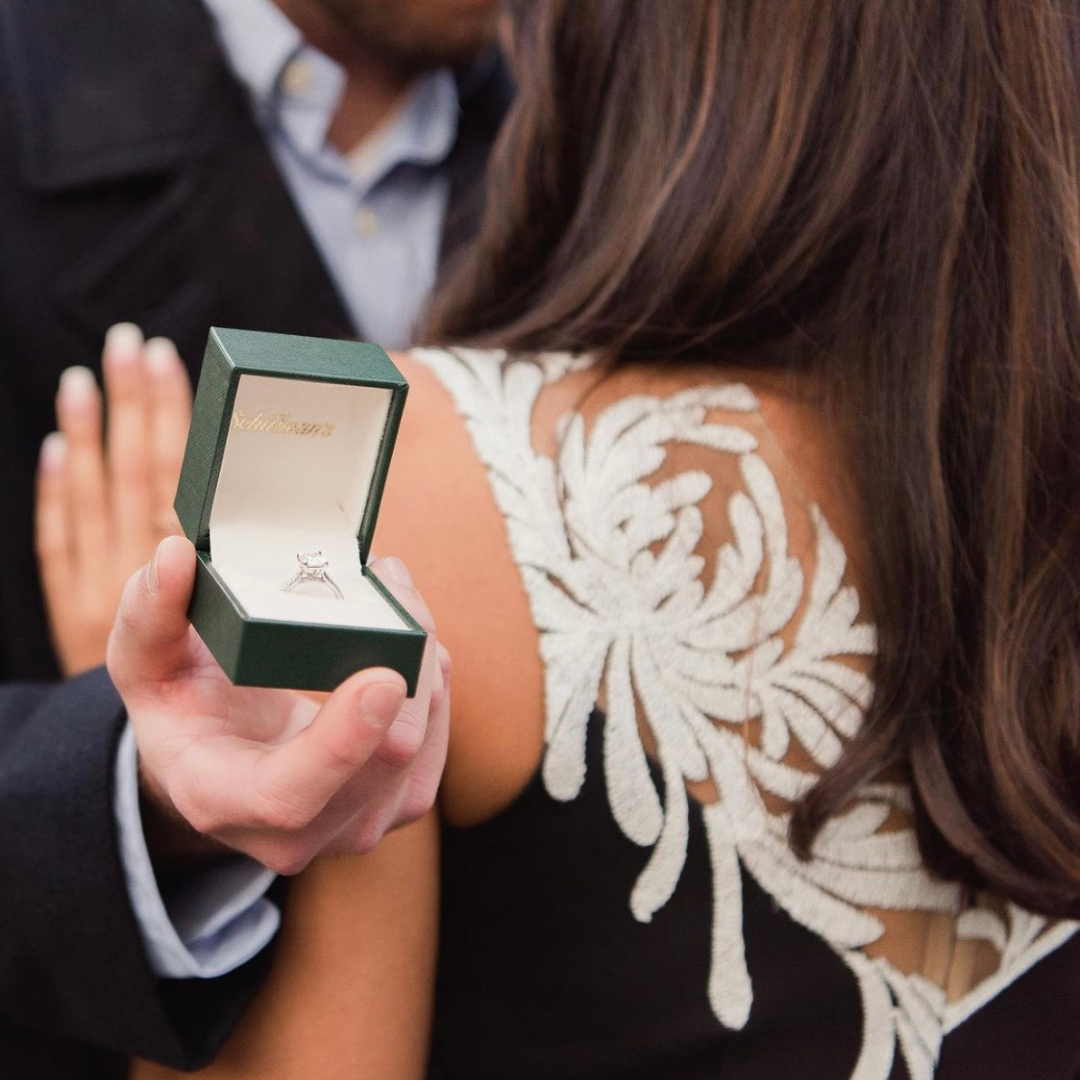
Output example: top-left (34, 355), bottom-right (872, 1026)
top-left (108, 536), bottom-right (449, 876)
top-left (35, 323), bottom-right (193, 675)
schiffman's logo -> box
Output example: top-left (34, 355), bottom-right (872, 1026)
top-left (231, 409), bottom-right (335, 438)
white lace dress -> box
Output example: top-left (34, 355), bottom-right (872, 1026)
top-left (411, 347), bottom-right (1080, 1080)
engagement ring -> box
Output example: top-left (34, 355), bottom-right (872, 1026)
top-left (282, 551), bottom-right (344, 599)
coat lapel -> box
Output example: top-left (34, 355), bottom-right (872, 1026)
top-left (49, 63), bottom-right (357, 357)
top-left (3, 0), bottom-right (353, 357)
top-left (2, 0), bottom-right (511, 357)
top-left (1, 0), bottom-right (222, 192)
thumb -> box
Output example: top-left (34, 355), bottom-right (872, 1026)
top-left (107, 534), bottom-right (197, 689)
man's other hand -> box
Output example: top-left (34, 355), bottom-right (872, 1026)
top-left (36, 324), bottom-right (192, 675)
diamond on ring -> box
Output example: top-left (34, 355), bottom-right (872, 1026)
top-left (282, 551), bottom-right (344, 599)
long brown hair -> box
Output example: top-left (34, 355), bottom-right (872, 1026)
top-left (427, 0), bottom-right (1080, 917)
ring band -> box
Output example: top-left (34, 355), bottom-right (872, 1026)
top-left (282, 551), bottom-right (344, 599)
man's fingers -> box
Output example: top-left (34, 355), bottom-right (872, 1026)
top-left (380, 642), bottom-right (450, 826)
top-left (107, 534), bottom-right (199, 689)
top-left (248, 647), bottom-right (448, 860)
top-left (145, 336), bottom-right (192, 528)
top-left (324, 643), bottom-right (451, 854)
top-left (373, 556), bottom-right (433, 628)
top-left (102, 323), bottom-right (156, 567)
top-left (34, 433), bottom-right (74, 604)
top-left (250, 669), bottom-right (408, 831)
top-left (377, 629), bottom-right (441, 766)
top-left (56, 365), bottom-right (110, 579)
top-left (371, 554), bottom-right (437, 643)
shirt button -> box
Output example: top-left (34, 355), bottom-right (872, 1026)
top-left (282, 59), bottom-right (312, 95)
top-left (354, 208), bottom-right (380, 237)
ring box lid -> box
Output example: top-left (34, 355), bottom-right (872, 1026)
top-left (172, 329), bottom-right (425, 693)
top-left (175, 327), bottom-right (407, 566)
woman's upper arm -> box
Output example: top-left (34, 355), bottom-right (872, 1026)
top-left (377, 351), bottom-right (548, 826)
top-left (131, 812), bottom-right (440, 1080)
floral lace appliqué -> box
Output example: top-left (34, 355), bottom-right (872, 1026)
top-left (410, 347), bottom-right (1078, 1080)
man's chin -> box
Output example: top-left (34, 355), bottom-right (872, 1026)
top-left (317, 0), bottom-right (501, 73)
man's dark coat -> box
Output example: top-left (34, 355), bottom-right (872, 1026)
top-left (0, 1), bottom-right (508, 1075)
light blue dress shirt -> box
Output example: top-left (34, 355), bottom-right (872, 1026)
top-left (116, 727), bottom-right (279, 978)
top-left (205, 0), bottom-right (459, 349)
top-left (115, 0), bottom-right (462, 979)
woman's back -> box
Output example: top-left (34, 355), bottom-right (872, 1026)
top-left (385, 347), bottom-right (1080, 1080)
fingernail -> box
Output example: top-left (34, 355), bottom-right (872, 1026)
top-left (39, 432), bottom-right (66, 473)
top-left (58, 366), bottom-right (98, 402)
top-left (359, 679), bottom-right (406, 728)
top-left (374, 557), bottom-right (413, 589)
top-left (146, 539), bottom-right (164, 596)
top-left (105, 322), bottom-right (144, 358)
top-left (145, 337), bottom-right (179, 378)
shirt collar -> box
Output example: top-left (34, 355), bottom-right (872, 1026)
top-left (346, 69), bottom-right (459, 187)
top-left (200, 0), bottom-right (460, 192)
top-left (200, 0), bottom-right (304, 111)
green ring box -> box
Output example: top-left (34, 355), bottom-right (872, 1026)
top-left (174, 328), bottom-right (427, 694)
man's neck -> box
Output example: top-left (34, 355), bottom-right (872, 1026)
top-left (272, 0), bottom-right (414, 151)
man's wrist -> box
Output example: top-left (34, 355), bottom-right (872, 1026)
top-left (137, 759), bottom-right (233, 871)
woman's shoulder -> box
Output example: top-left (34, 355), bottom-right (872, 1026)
top-left (383, 349), bottom-right (874, 828)
top-left (399, 347), bottom-right (869, 585)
